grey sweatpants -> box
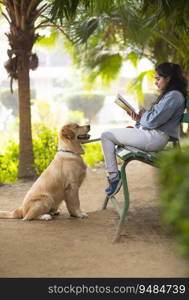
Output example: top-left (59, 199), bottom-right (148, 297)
top-left (101, 127), bottom-right (169, 173)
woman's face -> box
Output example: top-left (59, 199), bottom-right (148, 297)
top-left (154, 72), bottom-right (170, 91)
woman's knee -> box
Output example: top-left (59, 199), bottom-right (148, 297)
top-left (101, 130), bottom-right (114, 141)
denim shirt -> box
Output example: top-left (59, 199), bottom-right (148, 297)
top-left (136, 90), bottom-right (185, 140)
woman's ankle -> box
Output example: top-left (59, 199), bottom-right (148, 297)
top-left (108, 172), bottom-right (119, 180)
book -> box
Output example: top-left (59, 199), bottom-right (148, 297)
top-left (115, 93), bottom-right (138, 114)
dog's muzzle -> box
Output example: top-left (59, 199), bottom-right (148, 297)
top-left (77, 134), bottom-right (90, 140)
top-left (78, 125), bottom-right (90, 140)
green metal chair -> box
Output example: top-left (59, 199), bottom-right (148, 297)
top-left (102, 99), bottom-right (189, 242)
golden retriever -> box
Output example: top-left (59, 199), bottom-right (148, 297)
top-left (0, 123), bottom-right (90, 221)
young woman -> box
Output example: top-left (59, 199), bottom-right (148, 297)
top-left (101, 62), bottom-right (188, 197)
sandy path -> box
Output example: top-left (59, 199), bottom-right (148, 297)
top-left (0, 161), bottom-right (188, 277)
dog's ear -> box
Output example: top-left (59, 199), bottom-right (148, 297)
top-left (61, 127), bottom-right (75, 140)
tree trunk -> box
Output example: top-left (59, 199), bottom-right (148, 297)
top-left (17, 53), bottom-right (36, 179)
top-left (2, 0), bottom-right (42, 180)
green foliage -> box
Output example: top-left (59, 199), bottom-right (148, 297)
top-left (87, 52), bottom-right (123, 84)
top-left (32, 124), bottom-right (58, 175)
top-left (126, 52), bottom-right (139, 68)
top-left (157, 143), bottom-right (189, 258)
top-left (66, 92), bottom-right (105, 121)
top-left (50, 0), bottom-right (189, 89)
top-left (0, 124), bottom-right (104, 183)
top-left (0, 140), bottom-right (19, 183)
top-left (126, 70), bottom-right (155, 103)
top-left (50, 0), bottom-right (81, 23)
top-left (142, 0), bottom-right (189, 68)
top-left (36, 31), bottom-right (58, 48)
top-left (72, 17), bottom-right (99, 44)
top-left (0, 125), bottom-right (58, 183)
top-left (83, 142), bottom-right (104, 167)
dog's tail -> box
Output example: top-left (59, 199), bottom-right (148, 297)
top-left (0, 207), bottom-right (23, 219)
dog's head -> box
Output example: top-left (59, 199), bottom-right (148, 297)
top-left (59, 123), bottom-right (90, 154)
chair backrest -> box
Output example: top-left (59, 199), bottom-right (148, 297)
top-left (181, 99), bottom-right (189, 123)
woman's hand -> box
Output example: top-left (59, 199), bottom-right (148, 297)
top-left (126, 108), bottom-right (144, 121)
top-left (130, 111), bottom-right (140, 121)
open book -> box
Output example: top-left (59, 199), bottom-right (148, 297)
top-left (115, 94), bottom-right (138, 114)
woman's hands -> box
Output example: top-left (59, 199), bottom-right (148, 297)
top-left (126, 107), bottom-right (145, 121)
top-left (127, 111), bottom-right (141, 121)
top-left (130, 111), bottom-right (140, 121)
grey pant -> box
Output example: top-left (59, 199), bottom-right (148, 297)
top-left (101, 127), bottom-right (169, 173)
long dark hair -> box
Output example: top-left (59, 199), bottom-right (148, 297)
top-left (155, 62), bottom-right (188, 103)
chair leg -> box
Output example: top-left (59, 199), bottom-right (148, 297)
top-left (121, 161), bottom-right (130, 214)
top-left (102, 195), bottom-right (109, 210)
top-left (113, 226), bottom-right (122, 243)
top-left (102, 161), bottom-right (130, 242)
top-left (113, 207), bottom-right (129, 242)
top-left (113, 161), bottom-right (130, 242)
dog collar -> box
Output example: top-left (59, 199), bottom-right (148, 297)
top-left (57, 149), bottom-right (75, 154)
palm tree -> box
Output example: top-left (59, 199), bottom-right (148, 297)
top-left (0, 0), bottom-right (78, 179)
top-left (1, 0), bottom-right (44, 178)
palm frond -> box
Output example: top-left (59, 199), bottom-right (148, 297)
top-left (126, 52), bottom-right (139, 68)
top-left (142, 0), bottom-right (189, 32)
top-left (50, 0), bottom-right (80, 24)
top-left (87, 51), bottom-right (122, 84)
top-left (69, 17), bottom-right (99, 44)
top-left (127, 70), bottom-right (154, 103)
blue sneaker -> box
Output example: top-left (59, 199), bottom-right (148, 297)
top-left (105, 171), bottom-right (122, 197)
top-left (105, 171), bottom-right (121, 192)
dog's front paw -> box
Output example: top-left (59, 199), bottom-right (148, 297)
top-left (79, 212), bottom-right (88, 218)
top-left (38, 214), bottom-right (52, 221)
top-left (70, 211), bottom-right (88, 218)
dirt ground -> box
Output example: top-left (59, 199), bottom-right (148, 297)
top-left (0, 161), bottom-right (188, 278)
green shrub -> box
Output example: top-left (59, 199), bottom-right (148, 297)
top-left (0, 125), bottom-right (104, 183)
top-left (0, 140), bottom-right (19, 183)
top-left (158, 144), bottom-right (189, 258)
top-left (32, 124), bottom-right (58, 174)
top-left (0, 125), bottom-right (58, 183)
top-left (83, 142), bottom-right (104, 167)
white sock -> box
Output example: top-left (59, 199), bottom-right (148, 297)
top-left (108, 172), bottom-right (118, 180)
